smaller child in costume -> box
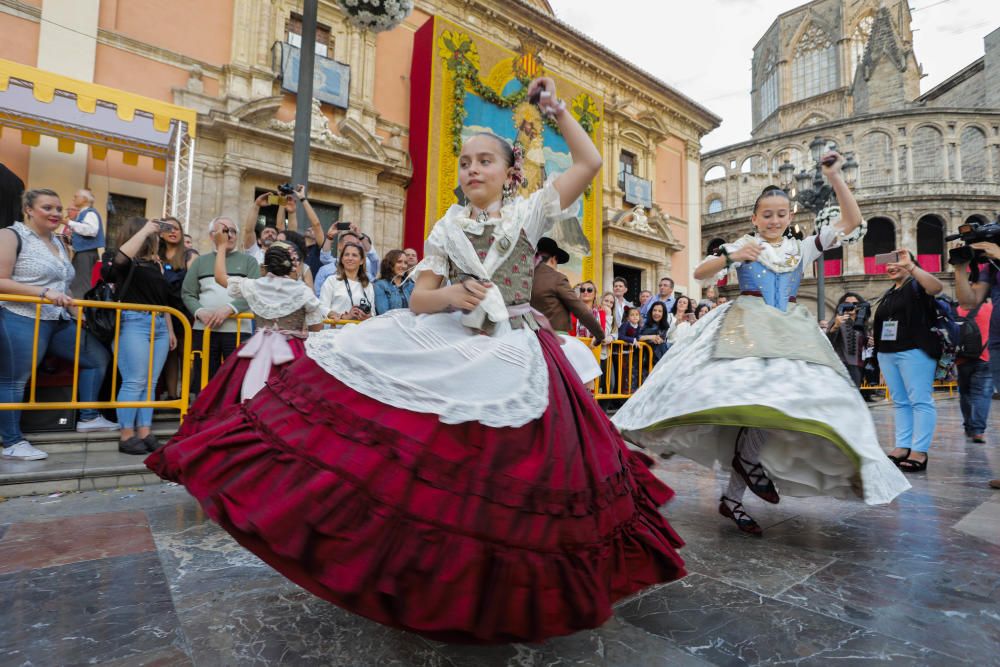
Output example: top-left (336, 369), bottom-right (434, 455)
top-left (173, 237), bottom-right (324, 436)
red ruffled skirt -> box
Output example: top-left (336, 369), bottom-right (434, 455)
top-left (147, 330), bottom-right (685, 643)
top-left (176, 337), bottom-right (307, 437)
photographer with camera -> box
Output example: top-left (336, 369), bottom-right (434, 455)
top-left (319, 241), bottom-right (374, 322)
top-left (827, 292), bottom-right (872, 395)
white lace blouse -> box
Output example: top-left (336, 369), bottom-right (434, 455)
top-left (228, 275), bottom-right (325, 327)
top-left (4, 222), bottom-right (75, 320)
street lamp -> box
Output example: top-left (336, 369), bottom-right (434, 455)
top-left (842, 152), bottom-right (859, 187)
top-left (778, 160), bottom-right (796, 188)
top-left (791, 137), bottom-right (839, 322)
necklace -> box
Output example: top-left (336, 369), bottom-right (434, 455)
top-left (469, 200), bottom-right (501, 222)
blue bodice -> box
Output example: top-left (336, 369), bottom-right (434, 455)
top-left (736, 260), bottom-right (804, 312)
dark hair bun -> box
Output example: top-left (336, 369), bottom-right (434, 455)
top-left (264, 244), bottom-right (294, 277)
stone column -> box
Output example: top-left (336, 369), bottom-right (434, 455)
top-left (949, 208), bottom-right (964, 236)
top-left (360, 193), bottom-right (377, 237)
top-left (952, 142), bottom-right (962, 182)
top-left (845, 239), bottom-right (864, 277)
top-left (899, 211), bottom-right (915, 251)
top-left (603, 244), bottom-right (615, 293)
top-left (220, 164), bottom-right (245, 221)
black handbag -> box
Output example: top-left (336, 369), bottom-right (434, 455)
top-left (82, 261), bottom-right (136, 345)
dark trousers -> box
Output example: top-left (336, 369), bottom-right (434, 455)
top-left (193, 331), bottom-right (238, 390)
top-left (958, 359), bottom-right (993, 435)
top-left (70, 248), bottom-right (98, 298)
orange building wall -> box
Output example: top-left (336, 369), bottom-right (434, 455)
top-left (98, 0), bottom-right (234, 66)
top-left (0, 14), bottom-right (40, 66)
top-left (372, 9), bottom-right (432, 148)
top-left (93, 44), bottom-right (218, 102)
top-left (656, 140), bottom-right (690, 282)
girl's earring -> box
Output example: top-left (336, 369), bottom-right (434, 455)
top-left (502, 182), bottom-right (515, 205)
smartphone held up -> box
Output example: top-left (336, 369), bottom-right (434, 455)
top-left (874, 251), bottom-right (900, 266)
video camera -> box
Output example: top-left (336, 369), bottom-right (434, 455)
top-left (947, 216), bottom-right (1000, 266)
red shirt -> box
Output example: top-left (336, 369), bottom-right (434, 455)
top-left (957, 303), bottom-right (992, 363)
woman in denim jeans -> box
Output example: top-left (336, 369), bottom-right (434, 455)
top-left (105, 218), bottom-right (176, 455)
top-left (0, 189), bottom-right (115, 460)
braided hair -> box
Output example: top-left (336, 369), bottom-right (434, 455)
top-left (264, 242), bottom-right (295, 277)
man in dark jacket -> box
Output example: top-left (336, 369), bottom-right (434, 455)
top-left (530, 237), bottom-right (604, 343)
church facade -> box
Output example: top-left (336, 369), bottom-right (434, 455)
top-left (701, 0), bottom-right (1000, 313)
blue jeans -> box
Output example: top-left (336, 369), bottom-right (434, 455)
top-left (958, 359), bottom-right (993, 435)
top-left (116, 312), bottom-right (169, 430)
top-left (0, 309), bottom-right (110, 444)
top-left (878, 349), bottom-right (937, 453)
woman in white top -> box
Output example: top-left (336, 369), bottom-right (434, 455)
top-left (0, 189), bottom-right (116, 461)
top-left (666, 294), bottom-right (696, 345)
top-left (319, 242), bottom-right (374, 322)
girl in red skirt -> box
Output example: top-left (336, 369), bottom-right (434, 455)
top-left (174, 239), bottom-right (324, 436)
top-left (147, 77), bottom-right (685, 644)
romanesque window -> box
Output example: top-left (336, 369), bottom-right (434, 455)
top-left (704, 165), bottom-right (726, 182)
top-left (848, 15), bottom-right (875, 80)
top-left (859, 130), bottom-right (893, 186)
top-left (707, 198), bottom-right (723, 214)
top-left (287, 14), bottom-right (333, 57)
top-left (618, 150), bottom-right (636, 188)
top-left (912, 125), bottom-right (945, 182)
top-left (960, 126), bottom-right (988, 182)
top-left (759, 52), bottom-right (779, 120)
top-left (791, 25), bottom-right (836, 101)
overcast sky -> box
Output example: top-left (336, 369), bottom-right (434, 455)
top-left (547, 0), bottom-right (998, 152)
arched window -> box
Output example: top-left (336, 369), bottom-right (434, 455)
top-left (912, 126), bottom-right (945, 182)
top-left (961, 126), bottom-right (988, 182)
top-left (758, 51), bottom-right (779, 120)
top-left (863, 217), bottom-right (896, 274)
top-left (965, 214), bottom-right (989, 226)
top-left (859, 131), bottom-right (893, 187)
top-left (792, 25), bottom-right (836, 101)
top-left (916, 215), bottom-right (945, 272)
top-left (707, 198), bottom-right (723, 214)
top-left (848, 15), bottom-right (875, 80)
top-left (823, 244), bottom-right (843, 277)
top-left (704, 165), bottom-right (726, 182)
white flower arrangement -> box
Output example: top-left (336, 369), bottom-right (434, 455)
top-left (815, 204), bottom-right (867, 244)
top-left (337, 0), bottom-right (413, 32)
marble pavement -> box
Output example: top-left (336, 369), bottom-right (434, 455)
top-left (0, 398), bottom-right (997, 666)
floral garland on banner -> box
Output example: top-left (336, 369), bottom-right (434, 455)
top-left (337, 0), bottom-right (413, 33)
top-left (438, 30), bottom-right (600, 156)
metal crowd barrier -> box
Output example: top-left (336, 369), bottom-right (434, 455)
top-left (589, 339), bottom-right (654, 401)
top-left (0, 294), bottom-right (193, 417)
top-left (860, 377), bottom-right (958, 400)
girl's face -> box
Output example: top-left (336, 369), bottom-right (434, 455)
top-left (676, 297), bottom-right (690, 314)
top-left (601, 293), bottom-right (615, 310)
top-left (751, 194), bottom-right (792, 242)
top-left (458, 135), bottom-right (513, 210)
top-left (341, 246), bottom-right (362, 272)
top-left (26, 195), bottom-right (63, 232)
top-left (393, 255), bottom-right (407, 277)
top-left (628, 309), bottom-right (641, 325)
top-left (697, 305), bottom-right (710, 319)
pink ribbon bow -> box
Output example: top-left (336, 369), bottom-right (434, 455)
top-left (237, 329), bottom-right (301, 401)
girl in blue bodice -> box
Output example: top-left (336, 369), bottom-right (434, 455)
top-left (614, 153), bottom-right (910, 535)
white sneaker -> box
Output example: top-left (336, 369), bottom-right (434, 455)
top-left (76, 415), bottom-right (120, 432)
top-left (2, 441), bottom-right (49, 461)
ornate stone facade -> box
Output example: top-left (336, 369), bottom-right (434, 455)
top-left (704, 2), bottom-right (1000, 314)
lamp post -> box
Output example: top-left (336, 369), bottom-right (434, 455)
top-left (291, 0), bottom-right (319, 230)
top-left (778, 137), bottom-right (859, 322)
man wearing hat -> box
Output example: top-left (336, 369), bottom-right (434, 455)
top-left (531, 237), bottom-right (605, 385)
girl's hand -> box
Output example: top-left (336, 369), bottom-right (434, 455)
top-left (527, 77), bottom-right (560, 114)
top-left (168, 331), bottom-right (177, 351)
top-left (449, 279), bottom-right (492, 312)
top-left (142, 219), bottom-right (161, 237)
top-left (820, 150), bottom-right (845, 179)
top-left (729, 243), bottom-right (762, 263)
top-left (294, 184), bottom-right (307, 201)
top-left (213, 229), bottom-right (229, 249)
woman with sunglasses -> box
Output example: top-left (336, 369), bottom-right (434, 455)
top-left (157, 217), bottom-right (197, 401)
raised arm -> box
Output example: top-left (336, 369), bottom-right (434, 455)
top-left (822, 151), bottom-right (862, 237)
top-left (527, 78), bottom-right (602, 210)
top-left (244, 193), bottom-right (271, 250)
top-left (212, 231), bottom-right (230, 288)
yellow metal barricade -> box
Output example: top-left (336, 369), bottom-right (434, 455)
top-left (0, 294), bottom-right (193, 418)
top-left (195, 313), bottom-right (361, 390)
top-left (590, 339), bottom-right (654, 401)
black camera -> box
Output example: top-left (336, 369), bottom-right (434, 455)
top-left (358, 297), bottom-right (372, 315)
top-left (277, 183), bottom-right (296, 196)
top-left (946, 218), bottom-right (1000, 266)
top-left (836, 303), bottom-right (856, 315)
top-left (837, 301), bottom-right (869, 332)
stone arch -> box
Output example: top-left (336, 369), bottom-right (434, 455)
top-left (863, 216), bottom-right (896, 274)
top-left (965, 214), bottom-right (990, 225)
top-left (740, 153), bottom-right (767, 175)
top-left (912, 124), bottom-right (945, 182)
top-left (960, 124), bottom-right (988, 182)
top-left (798, 112), bottom-right (830, 128)
top-left (858, 129), bottom-right (893, 187)
top-left (704, 164), bottom-right (727, 182)
top-left (771, 145), bottom-right (805, 172)
top-left (916, 214), bottom-right (946, 272)
top-left (621, 129), bottom-right (646, 147)
top-left (790, 20), bottom-right (837, 101)
top-left (847, 12), bottom-right (876, 81)
top-left (338, 118), bottom-right (388, 160)
top-left (706, 194), bottom-right (724, 214)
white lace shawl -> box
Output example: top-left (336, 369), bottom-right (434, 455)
top-left (228, 276), bottom-right (325, 327)
top-left (720, 225), bottom-right (842, 274)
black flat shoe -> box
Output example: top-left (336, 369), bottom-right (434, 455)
top-left (887, 448), bottom-right (911, 465)
top-left (732, 453), bottom-right (780, 504)
top-left (118, 437), bottom-right (147, 455)
top-left (898, 454), bottom-right (928, 473)
top-left (719, 496), bottom-right (762, 535)
top-left (142, 434), bottom-right (162, 453)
